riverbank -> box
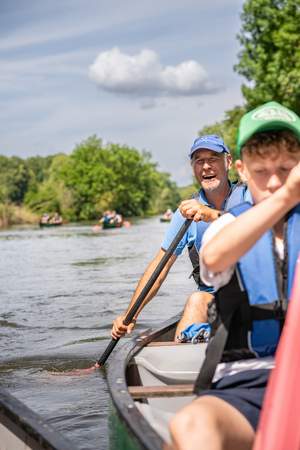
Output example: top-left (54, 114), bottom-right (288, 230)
top-left (0, 203), bottom-right (39, 228)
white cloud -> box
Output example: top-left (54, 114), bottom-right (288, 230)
top-left (89, 48), bottom-right (219, 98)
top-left (0, 0), bottom-right (244, 185)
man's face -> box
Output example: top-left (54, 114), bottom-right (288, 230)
top-left (192, 149), bottom-right (231, 192)
top-left (236, 148), bottom-right (300, 204)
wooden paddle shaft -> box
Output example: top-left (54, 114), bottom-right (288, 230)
top-left (97, 218), bottom-right (192, 366)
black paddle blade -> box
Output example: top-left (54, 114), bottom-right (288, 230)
top-left (97, 338), bottom-right (119, 367)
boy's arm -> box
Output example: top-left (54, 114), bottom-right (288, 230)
top-left (202, 162), bottom-right (300, 273)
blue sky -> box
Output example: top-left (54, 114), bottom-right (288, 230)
top-left (0, 0), bottom-right (245, 185)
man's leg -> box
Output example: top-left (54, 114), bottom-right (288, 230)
top-left (169, 396), bottom-right (255, 450)
top-left (174, 291), bottom-right (213, 341)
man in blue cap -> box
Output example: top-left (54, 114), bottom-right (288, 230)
top-left (111, 135), bottom-right (248, 341)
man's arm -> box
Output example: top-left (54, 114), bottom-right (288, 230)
top-left (111, 248), bottom-right (177, 339)
top-left (202, 162), bottom-right (300, 273)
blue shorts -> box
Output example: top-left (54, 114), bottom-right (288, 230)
top-left (197, 369), bottom-right (270, 430)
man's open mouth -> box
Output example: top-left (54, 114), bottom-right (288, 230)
top-left (202, 174), bottom-right (216, 180)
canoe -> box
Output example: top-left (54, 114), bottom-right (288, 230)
top-left (107, 314), bottom-right (207, 450)
top-left (102, 221), bottom-right (123, 229)
top-left (39, 222), bottom-right (63, 227)
top-left (159, 218), bottom-right (171, 223)
top-left (0, 387), bottom-right (78, 450)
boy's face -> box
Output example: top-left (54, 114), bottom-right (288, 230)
top-left (235, 148), bottom-right (300, 204)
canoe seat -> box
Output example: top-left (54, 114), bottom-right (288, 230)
top-left (129, 384), bottom-right (194, 399)
top-left (131, 343), bottom-right (205, 413)
top-left (133, 342), bottom-right (207, 385)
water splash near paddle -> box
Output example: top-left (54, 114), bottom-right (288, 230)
top-left (49, 363), bottom-right (99, 376)
top-left (48, 361), bottom-right (103, 376)
top-left (123, 220), bottom-right (131, 228)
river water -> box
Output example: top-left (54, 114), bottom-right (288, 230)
top-left (0, 217), bottom-right (194, 450)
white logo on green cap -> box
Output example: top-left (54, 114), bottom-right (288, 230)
top-left (252, 106), bottom-right (296, 123)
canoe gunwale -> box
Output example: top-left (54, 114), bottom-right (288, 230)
top-left (107, 313), bottom-right (181, 450)
top-left (0, 387), bottom-right (77, 450)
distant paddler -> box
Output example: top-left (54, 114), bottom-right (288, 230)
top-left (160, 208), bottom-right (173, 222)
top-left (92, 210), bottom-right (131, 232)
top-left (39, 212), bottom-right (63, 227)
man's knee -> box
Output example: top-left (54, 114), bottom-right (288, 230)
top-left (184, 291), bottom-right (212, 312)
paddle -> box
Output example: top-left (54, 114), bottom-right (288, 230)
top-left (49, 217), bottom-right (192, 375)
top-left (96, 218), bottom-right (192, 367)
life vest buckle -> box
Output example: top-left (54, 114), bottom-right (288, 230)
top-left (273, 301), bottom-right (285, 320)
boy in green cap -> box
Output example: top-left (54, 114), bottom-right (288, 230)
top-left (168, 101), bottom-right (300, 450)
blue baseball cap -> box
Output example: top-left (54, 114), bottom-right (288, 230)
top-left (189, 134), bottom-right (230, 159)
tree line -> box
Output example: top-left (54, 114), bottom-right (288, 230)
top-left (0, 136), bottom-right (180, 224)
top-left (1, 0), bottom-right (299, 226)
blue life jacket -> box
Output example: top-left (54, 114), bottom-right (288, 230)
top-left (188, 183), bottom-right (249, 290)
top-left (229, 202), bottom-right (300, 357)
top-left (193, 201), bottom-right (300, 393)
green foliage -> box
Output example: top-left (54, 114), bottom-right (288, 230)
top-left (101, 144), bottom-right (159, 217)
top-left (61, 136), bottom-right (166, 219)
top-left (3, 135), bottom-right (180, 223)
top-left (0, 155), bottom-right (30, 204)
top-left (197, 0), bottom-right (300, 177)
top-left (25, 180), bottom-right (62, 215)
top-left (26, 155), bottom-right (55, 186)
top-left (148, 172), bottom-right (181, 214)
top-left (235, 0), bottom-right (300, 114)
top-left (178, 183), bottom-right (199, 201)
top-left (25, 154), bottom-right (74, 219)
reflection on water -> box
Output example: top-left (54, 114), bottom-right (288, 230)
top-left (0, 218), bottom-right (194, 449)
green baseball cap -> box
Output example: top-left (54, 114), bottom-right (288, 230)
top-left (237, 101), bottom-right (300, 155)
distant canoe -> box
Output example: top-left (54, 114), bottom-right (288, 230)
top-left (0, 386), bottom-right (78, 450)
top-left (39, 222), bottom-right (63, 227)
top-left (160, 217), bottom-right (171, 223)
top-left (102, 221), bottom-right (123, 229)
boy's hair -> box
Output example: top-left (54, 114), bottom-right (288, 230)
top-left (241, 130), bottom-right (300, 159)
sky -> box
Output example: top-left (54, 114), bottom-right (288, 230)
top-left (0, 0), bottom-right (245, 186)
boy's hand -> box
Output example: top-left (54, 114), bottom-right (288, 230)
top-left (285, 161), bottom-right (300, 205)
top-left (179, 199), bottom-right (220, 222)
top-left (111, 315), bottom-right (136, 339)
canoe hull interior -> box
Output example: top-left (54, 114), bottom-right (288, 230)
top-left (0, 420), bottom-right (31, 450)
top-left (107, 314), bottom-right (208, 450)
top-left (0, 387), bottom-right (77, 450)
